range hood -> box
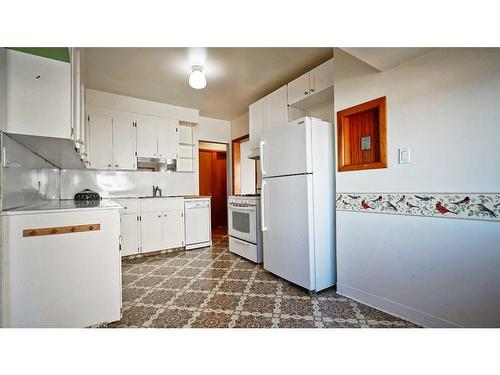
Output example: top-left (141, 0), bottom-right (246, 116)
top-left (247, 147), bottom-right (260, 160)
top-left (5, 133), bottom-right (85, 169)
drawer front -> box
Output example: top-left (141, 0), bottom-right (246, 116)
top-left (114, 199), bottom-right (139, 214)
top-left (141, 198), bottom-right (183, 212)
top-left (229, 237), bottom-right (259, 263)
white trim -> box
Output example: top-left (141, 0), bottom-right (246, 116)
top-left (337, 283), bottom-right (461, 328)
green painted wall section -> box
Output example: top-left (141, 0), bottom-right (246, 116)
top-left (6, 48), bottom-right (70, 63)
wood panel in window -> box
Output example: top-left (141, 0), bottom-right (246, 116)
top-left (337, 96), bottom-right (387, 172)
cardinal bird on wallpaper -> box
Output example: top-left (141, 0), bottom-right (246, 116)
top-left (451, 196), bottom-right (470, 205)
top-left (361, 200), bottom-right (374, 210)
top-left (477, 204), bottom-right (497, 217)
top-left (436, 202), bottom-right (458, 215)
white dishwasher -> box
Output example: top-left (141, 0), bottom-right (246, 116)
top-left (184, 198), bottom-right (212, 249)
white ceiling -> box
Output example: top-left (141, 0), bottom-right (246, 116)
top-left (340, 48), bottom-right (432, 71)
top-left (83, 48), bottom-right (333, 120)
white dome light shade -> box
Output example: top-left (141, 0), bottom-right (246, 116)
top-left (189, 65), bottom-right (207, 89)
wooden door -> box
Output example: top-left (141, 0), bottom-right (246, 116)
top-left (199, 149), bottom-right (227, 230)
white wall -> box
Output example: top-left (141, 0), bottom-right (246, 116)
top-left (334, 48), bottom-right (500, 327)
top-left (194, 116), bottom-right (232, 195)
top-left (239, 140), bottom-right (256, 194)
top-left (230, 112), bottom-right (249, 140)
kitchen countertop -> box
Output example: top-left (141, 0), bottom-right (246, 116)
top-left (1, 199), bottom-right (122, 216)
top-left (116, 195), bottom-right (211, 200)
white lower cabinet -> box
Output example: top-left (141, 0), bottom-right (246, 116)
top-left (163, 210), bottom-right (184, 249)
top-left (120, 213), bottom-right (140, 256)
top-left (140, 211), bottom-right (164, 253)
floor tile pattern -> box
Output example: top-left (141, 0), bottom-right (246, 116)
top-left (106, 236), bottom-right (418, 328)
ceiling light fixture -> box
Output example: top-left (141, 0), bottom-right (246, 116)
top-left (189, 65), bottom-right (207, 89)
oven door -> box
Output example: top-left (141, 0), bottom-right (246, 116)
top-left (228, 204), bottom-right (257, 244)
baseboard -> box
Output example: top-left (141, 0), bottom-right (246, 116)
top-left (337, 283), bottom-right (461, 328)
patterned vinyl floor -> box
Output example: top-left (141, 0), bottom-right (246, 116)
top-left (106, 235), bottom-right (418, 328)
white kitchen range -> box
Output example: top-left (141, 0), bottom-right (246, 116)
top-left (228, 194), bottom-right (263, 263)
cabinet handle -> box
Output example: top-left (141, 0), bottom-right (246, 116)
top-left (158, 215), bottom-right (161, 218)
top-left (115, 164), bottom-right (118, 168)
top-left (304, 91), bottom-right (308, 95)
top-left (108, 164), bottom-right (112, 167)
top-left (310, 88), bottom-right (315, 92)
top-left (164, 214), bottom-right (167, 217)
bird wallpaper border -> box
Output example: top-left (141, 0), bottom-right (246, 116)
top-left (336, 193), bottom-right (500, 222)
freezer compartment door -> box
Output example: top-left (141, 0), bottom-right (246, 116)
top-left (260, 117), bottom-right (312, 178)
top-left (262, 174), bottom-right (314, 290)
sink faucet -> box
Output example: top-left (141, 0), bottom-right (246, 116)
top-left (152, 185), bottom-right (162, 197)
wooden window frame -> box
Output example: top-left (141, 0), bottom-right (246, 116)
top-left (337, 96), bottom-right (387, 172)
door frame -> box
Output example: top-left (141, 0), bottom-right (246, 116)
top-left (231, 134), bottom-right (249, 194)
top-left (198, 141), bottom-right (229, 230)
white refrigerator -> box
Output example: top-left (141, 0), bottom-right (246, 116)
top-left (260, 117), bottom-right (335, 292)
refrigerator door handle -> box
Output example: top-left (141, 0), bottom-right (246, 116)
top-left (260, 140), bottom-right (266, 176)
top-left (261, 180), bottom-right (267, 231)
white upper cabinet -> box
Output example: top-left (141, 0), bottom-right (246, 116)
top-left (157, 118), bottom-right (179, 159)
top-left (287, 57), bottom-right (334, 107)
top-left (88, 114), bottom-right (114, 169)
top-left (310, 58), bottom-right (334, 95)
top-left (112, 117), bottom-right (136, 170)
top-left (136, 118), bottom-right (158, 158)
top-left (265, 85), bottom-right (288, 129)
top-left (249, 85), bottom-right (288, 151)
top-left (287, 72), bottom-right (311, 106)
top-left (5, 49), bottom-right (71, 139)
top-left (88, 114), bottom-right (137, 170)
top-left (248, 97), bottom-right (266, 150)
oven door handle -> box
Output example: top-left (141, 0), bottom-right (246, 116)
top-left (228, 205), bottom-right (256, 211)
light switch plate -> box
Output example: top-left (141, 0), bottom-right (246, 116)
top-left (398, 147), bottom-right (411, 164)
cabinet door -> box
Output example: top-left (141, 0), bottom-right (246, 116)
top-left (287, 71), bottom-right (310, 106)
top-left (248, 98), bottom-right (266, 151)
top-left (157, 118), bottom-right (179, 159)
top-left (113, 117), bottom-right (136, 170)
top-left (310, 58), bottom-right (334, 95)
top-left (136, 119), bottom-right (157, 158)
top-left (140, 211), bottom-right (164, 253)
top-left (163, 210), bottom-right (184, 249)
top-left (88, 114), bottom-right (114, 169)
top-left (6, 49), bottom-right (71, 139)
top-left (120, 213), bottom-right (139, 256)
top-left (265, 85), bottom-right (288, 129)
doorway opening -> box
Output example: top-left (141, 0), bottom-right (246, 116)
top-left (199, 141), bottom-right (228, 236)
top-left (232, 135), bottom-right (258, 195)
